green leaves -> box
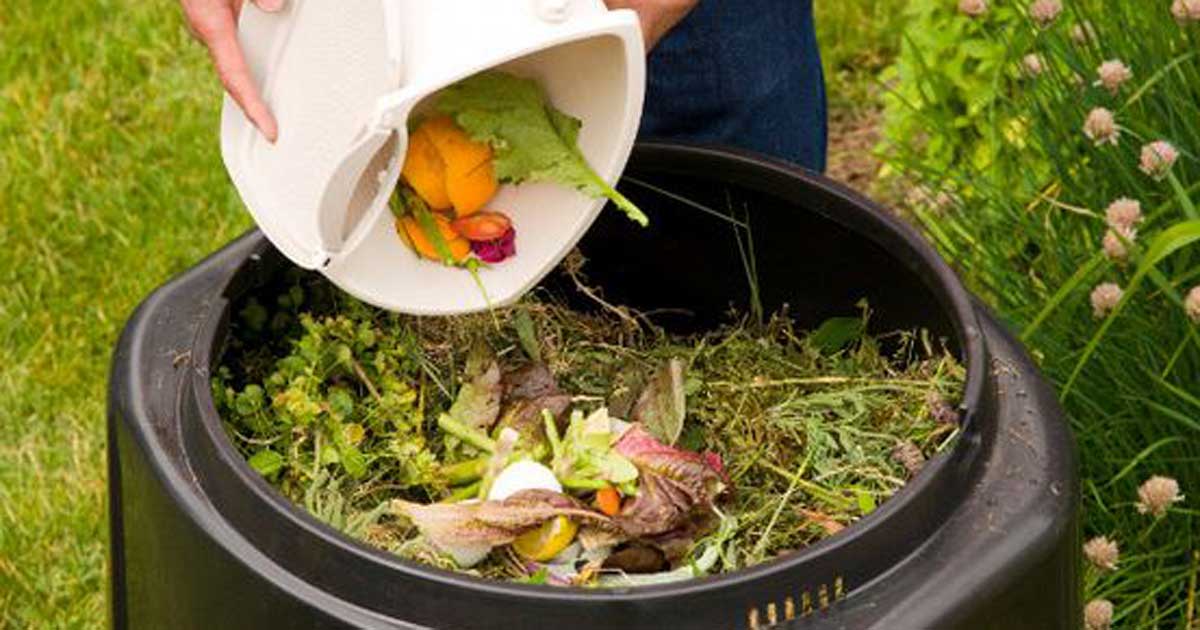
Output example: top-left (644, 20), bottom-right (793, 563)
top-left (881, 0), bottom-right (1034, 191)
top-left (248, 450), bottom-right (283, 478)
top-left (808, 317), bottom-right (866, 354)
top-left (552, 408), bottom-right (639, 489)
top-left (216, 305), bottom-right (427, 486)
top-left (436, 71), bottom-right (648, 226)
top-left (233, 384), bottom-right (265, 416)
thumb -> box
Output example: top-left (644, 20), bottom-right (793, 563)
top-left (251, 0), bottom-right (286, 12)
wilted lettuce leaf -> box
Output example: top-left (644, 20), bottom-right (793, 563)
top-left (494, 363), bottom-right (571, 451)
top-left (392, 490), bottom-right (615, 568)
top-left (436, 71), bottom-right (648, 226)
top-left (446, 345), bottom-right (503, 431)
top-left (632, 358), bottom-right (687, 446)
top-left (808, 316), bottom-right (865, 354)
top-left (613, 426), bottom-right (727, 537)
top-left (551, 408), bottom-right (639, 488)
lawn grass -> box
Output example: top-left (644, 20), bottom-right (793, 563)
top-left (0, 2), bottom-right (909, 627)
top-left (813, 0), bottom-right (908, 113)
top-left (0, 1), bottom-right (252, 625)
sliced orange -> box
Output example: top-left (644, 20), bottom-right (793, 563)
top-left (401, 125), bottom-right (453, 210)
top-left (397, 214), bottom-right (470, 263)
top-left (422, 115), bottom-right (498, 217)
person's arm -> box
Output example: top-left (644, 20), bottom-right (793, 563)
top-left (605, 0), bottom-right (700, 50)
top-left (181, 0), bottom-right (285, 142)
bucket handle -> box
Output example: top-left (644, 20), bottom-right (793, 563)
top-left (311, 90), bottom-right (421, 269)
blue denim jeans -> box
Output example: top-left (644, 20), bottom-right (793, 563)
top-left (639, 0), bottom-right (827, 172)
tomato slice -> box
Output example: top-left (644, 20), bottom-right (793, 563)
top-left (452, 212), bottom-right (513, 242)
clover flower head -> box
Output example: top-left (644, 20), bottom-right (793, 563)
top-left (1023, 53), bottom-right (1046, 76)
top-left (1139, 141), bottom-right (1179, 180)
top-left (1137, 475), bottom-right (1183, 517)
top-left (1102, 230), bottom-right (1133, 262)
top-left (959, 0), bottom-right (989, 17)
top-left (1083, 536), bottom-right (1120, 572)
top-left (1091, 282), bottom-right (1123, 318)
top-left (1173, 0), bottom-right (1200, 23)
top-left (1084, 599), bottom-right (1114, 630)
top-left (1029, 0), bottom-right (1063, 27)
top-left (1105, 198), bottom-right (1143, 232)
top-left (1083, 108), bottom-right (1119, 146)
top-left (1187, 286), bottom-right (1200, 323)
top-left (1094, 60), bottom-right (1132, 94)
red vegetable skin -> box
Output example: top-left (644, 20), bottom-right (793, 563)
top-left (453, 212), bottom-right (513, 242)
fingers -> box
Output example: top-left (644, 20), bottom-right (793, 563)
top-left (250, 0), bottom-right (286, 12)
top-left (196, 8), bottom-right (279, 142)
top-left (231, 0), bottom-right (285, 18)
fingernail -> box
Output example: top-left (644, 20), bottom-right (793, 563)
top-left (252, 111), bottom-right (279, 143)
top-left (256, 0), bottom-right (286, 12)
top-left (260, 117), bottom-right (279, 143)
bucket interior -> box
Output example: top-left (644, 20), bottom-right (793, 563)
top-left (328, 33), bottom-right (640, 313)
top-left (200, 145), bottom-right (982, 627)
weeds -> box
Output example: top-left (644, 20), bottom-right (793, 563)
top-left (214, 276), bottom-right (963, 582)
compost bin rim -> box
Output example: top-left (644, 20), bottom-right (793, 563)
top-left (186, 143), bottom-right (989, 605)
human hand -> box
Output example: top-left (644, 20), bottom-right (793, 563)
top-left (181, 0), bottom-right (285, 142)
top-left (605, 0), bottom-right (700, 50)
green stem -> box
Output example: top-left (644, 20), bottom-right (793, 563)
top-left (752, 451), bottom-right (811, 561)
top-left (441, 457), bottom-right (488, 486)
top-left (759, 460), bottom-right (854, 510)
top-left (543, 409), bottom-right (563, 462)
top-left (1020, 253), bottom-right (1105, 343)
top-left (560, 477), bottom-right (610, 491)
top-left (1169, 172), bottom-right (1199, 221)
top-left (590, 170), bottom-right (649, 227)
top-left (444, 481), bottom-right (482, 503)
top-left (400, 186), bottom-right (462, 266)
top-left (437, 414), bottom-right (495, 453)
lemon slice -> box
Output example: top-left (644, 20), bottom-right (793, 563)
top-left (512, 516), bottom-right (579, 562)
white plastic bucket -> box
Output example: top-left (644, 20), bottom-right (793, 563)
top-left (221, 0), bottom-right (646, 314)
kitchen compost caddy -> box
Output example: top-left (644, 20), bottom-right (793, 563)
top-left (221, 0), bottom-right (645, 314)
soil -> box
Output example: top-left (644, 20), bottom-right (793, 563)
top-left (825, 102), bottom-right (885, 195)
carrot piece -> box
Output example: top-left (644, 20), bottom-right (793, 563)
top-left (422, 115), bottom-right (499, 217)
top-left (401, 125), bottom-right (453, 210)
top-left (452, 212), bottom-right (513, 242)
top-left (595, 485), bottom-right (622, 517)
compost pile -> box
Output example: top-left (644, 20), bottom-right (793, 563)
top-left (214, 268), bottom-right (963, 587)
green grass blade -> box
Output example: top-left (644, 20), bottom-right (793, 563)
top-left (1020, 252), bottom-right (1106, 343)
top-left (1103, 437), bottom-right (1185, 489)
top-left (1063, 221), bottom-right (1200, 398)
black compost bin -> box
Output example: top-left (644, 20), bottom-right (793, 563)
top-left (108, 144), bottom-right (1080, 630)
